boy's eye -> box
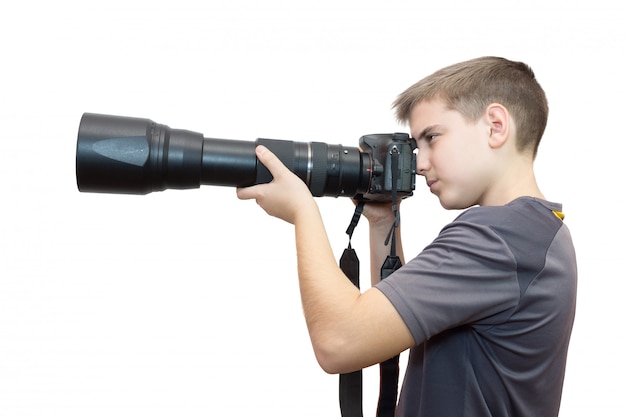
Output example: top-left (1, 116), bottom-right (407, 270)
top-left (414, 131), bottom-right (439, 149)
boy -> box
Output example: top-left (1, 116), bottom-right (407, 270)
top-left (237, 56), bottom-right (577, 416)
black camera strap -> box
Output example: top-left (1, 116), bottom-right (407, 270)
top-left (376, 148), bottom-right (402, 417)
top-left (339, 201), bottom-right (365, 417)
top-left (338, 148), bottom-right (403, 417)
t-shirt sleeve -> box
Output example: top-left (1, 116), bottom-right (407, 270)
top-left (376, 219), bottom-right (520, 345)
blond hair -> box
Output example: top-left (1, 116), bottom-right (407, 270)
top-left (393, 57), bottom-right (549, 157)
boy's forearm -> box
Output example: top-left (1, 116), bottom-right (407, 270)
top-left (292, 203), bottom-right (362, 366)
top-left (369, 217), bottom-right (405, 287)
top-left (291, 202), bottom-right (414, 374)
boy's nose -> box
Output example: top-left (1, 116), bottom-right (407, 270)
top-left (416, 151), bottom-right (430, 175)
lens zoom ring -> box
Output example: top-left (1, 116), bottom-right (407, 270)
top-left (309, 142), bottom-right (328, 197)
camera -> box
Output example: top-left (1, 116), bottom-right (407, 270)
top-left (75, 113), bottom-right (416, 202)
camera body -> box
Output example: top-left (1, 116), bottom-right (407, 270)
top-left (358, 133), bottom-right (416, 201)
top-left (76, 113), bottom-right (417, 202)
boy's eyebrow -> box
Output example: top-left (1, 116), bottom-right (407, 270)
top-left (416, 125), bottom-right (438, 140)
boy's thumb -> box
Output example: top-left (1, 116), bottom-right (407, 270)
top-left (256, 145), bottom-right (284, 175)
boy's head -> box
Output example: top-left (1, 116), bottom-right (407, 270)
top-left (393, 56), bottom-right (548, 158)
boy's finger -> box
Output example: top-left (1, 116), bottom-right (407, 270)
top-left (256, 145), bottom-right (288, 177)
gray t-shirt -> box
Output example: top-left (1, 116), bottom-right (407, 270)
top-left (376, 197), bottom-right (577, 417)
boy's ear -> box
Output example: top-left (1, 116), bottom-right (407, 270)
top-left (484, 103), bottom-right (510, 149)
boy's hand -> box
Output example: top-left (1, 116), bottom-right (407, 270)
top-left (236, 146), bottom-right (316, 224)
top-left (361, 201), bottom-right (397, 224)
top-left (360, 200), bottom-right (401, 237)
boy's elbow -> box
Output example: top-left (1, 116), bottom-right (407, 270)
top-left (311, 335), bottom-right (359, 375)
top-left (314, 349), bottom-right (343, 374)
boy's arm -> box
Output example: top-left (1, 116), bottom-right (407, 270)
top-left (362, 202), bottom-right (406, 287)
top-left (237, 146), bottom-right (414, 374)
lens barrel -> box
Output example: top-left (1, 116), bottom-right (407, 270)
top-left (76, 113), bottom-right (372, 198)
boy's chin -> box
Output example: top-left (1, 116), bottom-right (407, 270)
top-left (438, 196), bottom-right (475, 211)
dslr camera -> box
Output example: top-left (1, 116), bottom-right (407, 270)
top-left (76, 113), bottom-right (416, 202)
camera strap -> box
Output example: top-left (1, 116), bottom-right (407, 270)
top-left (338, 148), bottom-right (403, 417)
top-left (376, 148), bottom-right (402, 417)
top-left (339, 201), bottom-right (364, 417)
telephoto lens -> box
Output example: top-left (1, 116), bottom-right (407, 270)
top-left (76, 113), bottom-right (415, 201)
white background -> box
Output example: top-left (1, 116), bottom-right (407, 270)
top-left (1, 1), bottom-right (624, 416)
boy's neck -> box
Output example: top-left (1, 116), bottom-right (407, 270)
top-left (481, 161), bottom-right (545, 206)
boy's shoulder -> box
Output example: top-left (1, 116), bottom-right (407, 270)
top-left (455, 197), bottom-right (563, 226)
top-left (448, 197), bottom-right (568, 264)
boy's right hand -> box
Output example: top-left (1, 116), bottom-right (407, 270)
top-left (236, 145), bottom-right (317, 225)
